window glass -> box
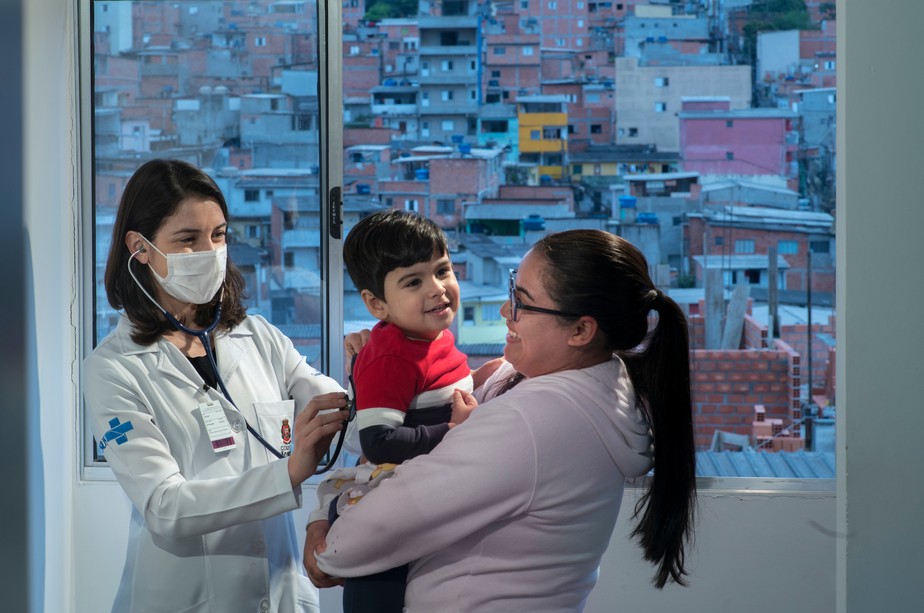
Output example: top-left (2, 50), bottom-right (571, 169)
top-left (87, 0), bottom-right (333, 467)
top-left (269, 0), bottom-right (836, 479)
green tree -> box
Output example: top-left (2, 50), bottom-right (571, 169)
top-left (364, 0), bottom-right (417, 20)
top-left (742, 0), bottom-right (813, 65)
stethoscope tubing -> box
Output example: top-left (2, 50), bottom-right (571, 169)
top-left (128, 248), bottom-right (347, 473)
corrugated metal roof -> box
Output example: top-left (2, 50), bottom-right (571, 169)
top-left (696, 449), bottom-right (835, 479)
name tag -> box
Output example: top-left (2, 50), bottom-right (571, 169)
top-left (199, 400), bottom-right (237, 452)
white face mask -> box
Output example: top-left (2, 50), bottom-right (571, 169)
top-left (137, 237), bottom-right (227, 305)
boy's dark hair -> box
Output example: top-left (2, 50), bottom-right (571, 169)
top-left (343, 209), bottom-right (449, 299)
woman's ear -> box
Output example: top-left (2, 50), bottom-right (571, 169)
top-left (360, 289), bottom-right (389, 321)
top-left (125, 231), bottom-right (148, 264)
top-left (567, 316), bottom-right (600, 348)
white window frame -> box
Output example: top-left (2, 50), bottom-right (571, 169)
top-left (78, 0), bottom-right (346, 478)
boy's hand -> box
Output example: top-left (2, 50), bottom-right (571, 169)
top-left (472, 357), bottom-right (505, 389)
top-left (449, 388), bottom-right (479, 428)
top-left (344, 329), bottom-right (371, 372)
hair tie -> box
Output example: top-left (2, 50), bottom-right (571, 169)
top-left (646, 288), bottom-right (663, 308)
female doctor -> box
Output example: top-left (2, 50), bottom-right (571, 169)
top-left (83, 159), bottom-right (350, 613)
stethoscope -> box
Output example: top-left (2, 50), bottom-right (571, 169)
top-left (129, 247), bottom-right (352, 474)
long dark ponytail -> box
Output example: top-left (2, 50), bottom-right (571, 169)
top-left (532, 229), bottom-right (696, 588)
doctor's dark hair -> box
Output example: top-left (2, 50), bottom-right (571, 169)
top-left (105, 159), bottom-right (247, 345)
top-left (530, 229), bottom-right (696, 589)
top-left (343, 209), bottom-right (449, 300)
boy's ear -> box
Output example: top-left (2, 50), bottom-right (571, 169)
top-left (360, 289), bottom-right (389, 321)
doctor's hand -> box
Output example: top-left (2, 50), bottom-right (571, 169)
top-left (288, 393), bottom-right (350, 488)
top-left (304, 520), bottom-right (344, 588)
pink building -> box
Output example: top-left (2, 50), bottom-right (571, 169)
top-left (679, 98), bottom-right (799, 190)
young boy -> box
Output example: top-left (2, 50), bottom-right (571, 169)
top-left (324, 208), bottom-right (474, 612)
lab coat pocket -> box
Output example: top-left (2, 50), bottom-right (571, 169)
top-left (253, 399), bottom-right (296, 458)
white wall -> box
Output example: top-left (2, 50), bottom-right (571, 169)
top-left (19, 0), bottom-right (919, 612)
top-left (837, 3), bottom-right (924, 610)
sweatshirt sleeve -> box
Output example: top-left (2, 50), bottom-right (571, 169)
top-left (317, 402), bottom-right (537, 577)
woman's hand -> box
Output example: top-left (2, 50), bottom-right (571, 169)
top-left (287, 393), bottom-right (351, 488)
top-left (449, 388), bottom-right (479, 428)
top-left (304, 520), bottom-right (344, 588)
top-left (472, 357), bottom-right (505, 390)
top-left (344, 329), bottom-right (371, 372)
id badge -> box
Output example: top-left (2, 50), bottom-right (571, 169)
top-left (199, 400), bottom-right (237, 452)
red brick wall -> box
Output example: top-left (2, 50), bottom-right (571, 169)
top-left (779, 314), bottom-right (835, 395)
top-left (691, 349), bottom-right (793, 449)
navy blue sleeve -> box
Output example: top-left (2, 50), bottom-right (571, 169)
top-left (359, 423), bottom-right (451, 464)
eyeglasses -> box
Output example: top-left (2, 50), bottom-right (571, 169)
top-left (508, 269), bottom-right (580, 322)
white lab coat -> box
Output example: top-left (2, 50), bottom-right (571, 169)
top-left (83, 314), bottom-right (344, 613)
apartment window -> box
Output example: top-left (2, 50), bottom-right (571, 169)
top-left (523, 46), bottom-right (534, 56)
top-left (244, 189), bottom-right (260, 202)
top-left (491, 70), bottom-right (501, 78)
top-left (810, 240), bottom-right (831, 254)
top-left (441, 60), bottom-right (453, 72)
top-left (521, 0), bottom-right (529, 7)
top-left (573, 164), bottom-right (583, 174)
top-left (530, 130), bottom-right (540, 140)
top-left (494, 47), bottom-right (506, 55)
top-left (628, 127), bottom-right (638, 137)
top-left (548, 1), bottom-right (557, 8)
top-left (778, 240), bottom-right (799, 255)
top-left (735, 239), bottom-right (756, 254)
top-left (726, 151), bottom-right (735, 160)
top-left (463, 306), bottom-right (475, 324)
top-left (405, 199), bottom-right (419, 212)
top-left (590, 124), bottom-right (602, 134)
top-left (254, 36), bottom-right (267, 47)
top-left (441, 90), bottom-right (453, 101)
top-left (436, 199), bottom-right (455, 214)
top-left (727, 120), bottom-right (734, 127)
top-left (442, 120), bottom-right (454, 131)
top-left (654, 102), bottom-right (666, 112)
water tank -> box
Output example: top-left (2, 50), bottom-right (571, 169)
top-left (356, 184), bottom-right (371, 194)
top-left (618, 195), bottom-right (637, 209)
top-left (458, 143), bottom-right (472, 155)
top-left (414, 168), bottom-right (429, 180)
top-left (522, 214), bottom-right (546, 231)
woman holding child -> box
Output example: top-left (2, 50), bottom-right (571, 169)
top-left (307, 229), bottom-right (697, 610)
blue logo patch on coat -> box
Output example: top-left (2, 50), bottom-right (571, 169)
top-left (98, 417), bottom-right (135, 453)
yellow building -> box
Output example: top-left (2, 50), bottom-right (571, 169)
top-left (517, 95), bottom-right (569, 182)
